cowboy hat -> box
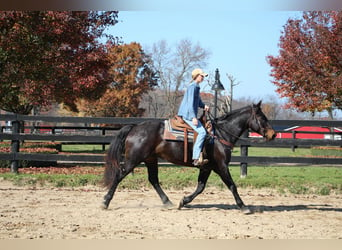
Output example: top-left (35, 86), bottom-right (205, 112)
top-left (192, 68), bottom-right (208, 80)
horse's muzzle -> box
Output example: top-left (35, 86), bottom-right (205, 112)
top-left (265, 128), bottom-right (276, 141)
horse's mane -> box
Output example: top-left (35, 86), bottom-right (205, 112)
top-left (216, 105), bottom-right (251, 122)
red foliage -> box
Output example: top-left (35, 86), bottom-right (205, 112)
top-left (267, 11), bottom-right (342, 115)
top-left (0, 142), bottom-right (58, 153)
top-left (0, 11), bottom-right (119, 114)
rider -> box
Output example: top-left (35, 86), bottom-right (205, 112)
top-left (177, 68), bottom-right (210, 167)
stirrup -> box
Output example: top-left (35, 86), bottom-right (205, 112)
top-left (193, 152), bottom-right (209, 167)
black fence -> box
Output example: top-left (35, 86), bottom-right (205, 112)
top-left (0, 114), bottom-right (341, 176)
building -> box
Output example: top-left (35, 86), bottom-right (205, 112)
top-left (250, 125), bottom-right (342, 140)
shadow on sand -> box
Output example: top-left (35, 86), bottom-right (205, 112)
top-left (182, 203), bottom-right (342, 213)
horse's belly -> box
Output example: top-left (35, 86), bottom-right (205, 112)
top-left (156, 140), bottom-right (193, 166)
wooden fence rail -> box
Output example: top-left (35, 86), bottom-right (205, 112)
top-left (0, 114), bottom-right (341, 176)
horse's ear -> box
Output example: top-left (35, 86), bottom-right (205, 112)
top-left (253, 100), bottom-right (262, 109)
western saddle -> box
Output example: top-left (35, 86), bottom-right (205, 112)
top-left (169, 111), bottom-right (212, 163)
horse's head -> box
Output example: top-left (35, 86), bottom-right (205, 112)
top-left (248, 101), bottom-right (276, 141)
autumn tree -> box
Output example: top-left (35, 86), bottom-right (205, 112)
top-left (267, 11), bottom-right (342, 119)
top-left (142, 39), bottom-right (210, 117)
top-left (0, 11), bottom-right (119, 114)
top-left (79, 42), bottom-right (158, 117)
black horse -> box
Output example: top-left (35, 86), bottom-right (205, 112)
top-left (102, 101), bottom-right (276, 214)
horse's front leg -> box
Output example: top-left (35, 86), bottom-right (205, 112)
top-left (178, 169), bottom-right (212, 209)
top-left (214, 164), bottom-right (252, 214)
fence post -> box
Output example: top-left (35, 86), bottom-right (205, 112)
top-left (292, 131), bottom-right (296, 152)
top-left (102, 128), bottom-right (106, 151)
top-left (0, 126), bottom-right (3, 141)
top-left (51, 127), bottom-right (55, 142)
top-left (10, 119), bottom-right (20, 174)
top-left (240, 130), bottom-right (249, 178)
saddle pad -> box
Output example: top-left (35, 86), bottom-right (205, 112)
top-left (163, 120), bottom-right (194, 142)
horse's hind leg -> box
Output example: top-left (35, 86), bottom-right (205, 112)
top-left (102, 174), bottom-right (119, 209)
top-left (102, 161), bottom-right (138, 209)
top-left (145, 158), bottom-right (173, 206)
top-left (102, 168), bottom-right (129, 209)
top-left (178, 169), bottom-right (211, 209)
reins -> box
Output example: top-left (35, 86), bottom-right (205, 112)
top-left (206, 111), bottom-right (239, 149)
top-left (206, 107), bottom-right (261, 148)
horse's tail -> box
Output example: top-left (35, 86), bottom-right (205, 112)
top-left (103, 124), bottom-right (135, 188)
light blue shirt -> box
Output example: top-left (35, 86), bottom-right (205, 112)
top-left (177, 82), bottom-right (205, 120)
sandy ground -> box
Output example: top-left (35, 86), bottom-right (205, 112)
top-left (0, 180), bottom-right (341, 239)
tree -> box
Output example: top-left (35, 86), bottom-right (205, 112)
top-left (267, 11), bottom-right (342, 119)
top-left (225, 73), bottom-right (240, 113)
top-left (0, 11), bottom-right (119, 114)
top-left (79, 42), bottom-right (158, 117)
top-left (143, 39), bottom-right (210, 117)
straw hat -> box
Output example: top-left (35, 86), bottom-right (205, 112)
top-left (192, 68), bottom-right (208, 80)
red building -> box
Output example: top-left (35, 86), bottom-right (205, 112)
top-left (250, 126), bottom-right (342, 140)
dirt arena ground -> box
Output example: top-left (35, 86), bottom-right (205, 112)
top-left (0, 180), bottom-right (341, 239)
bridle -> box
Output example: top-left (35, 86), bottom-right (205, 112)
top-left (247, 106), bottom-right (266, 137)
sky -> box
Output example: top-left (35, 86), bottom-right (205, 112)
top-left (108, 10), bottom-right (301, 101)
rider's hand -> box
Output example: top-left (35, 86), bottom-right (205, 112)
top-left (192, 117), bottom-right (198, 126)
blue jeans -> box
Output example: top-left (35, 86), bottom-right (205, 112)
top-left (183, 118), bottom-right (207, 160)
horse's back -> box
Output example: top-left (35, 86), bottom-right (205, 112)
top-left (126, 120), bottom-right (164, 144)
top-left (135, 120), bottom-right (164, 133)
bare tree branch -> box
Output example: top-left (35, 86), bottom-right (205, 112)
top-left (143, 39), bottom-right (211, 117)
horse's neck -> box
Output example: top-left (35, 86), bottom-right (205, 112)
top-left (216, 111), bottom-right (250, 143)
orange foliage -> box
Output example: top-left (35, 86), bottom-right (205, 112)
top-left (80, 42), bottom-right (157, 117)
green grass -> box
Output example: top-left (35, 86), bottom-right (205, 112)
top-left (64, 144), bottom-right (304, 156)
top-left (232, 146), bottom-right (342, 158)
top-left (61, 144), bottom-right (108, 153)
top-left (1, 166), bottom-right (341, 195)
top-left (122, 166), bottom-right (342, 195)
top-left (0, 172), bottom-right (101, 187)
top-left (1, 143), bottom-right (341, 195)
top-left (232, 147), bottom-right (311, 157)
top-left (229, 166), bottom-right (342, 195)
top-left (311, 147), bottom-right (342, 157)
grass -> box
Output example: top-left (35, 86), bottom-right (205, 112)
top-left (232, 147), bottom-right (311, 157)
top-left (1, 143), bottom-right (341, 195)
top-left (0, 166), bottom-right (341, 195)
top-left (232, 146), bottom-right (342, 158)
top-left (0, 172), bottom-right (101, 187)
top-left (61, 144), bottom-right (108, 153)
top-left (231, 166), bottom-right (342, 195)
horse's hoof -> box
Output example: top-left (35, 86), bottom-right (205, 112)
top-left (241, 206), bottom-right (253, 215)
top-left (163, 200), bottom-right (174, 208)
top-left (101, 201), bottom-right (109, 210)
top-left (178, 198), bottom-right (185, 210)
top-left (162, 201), bottom-right (175, 210)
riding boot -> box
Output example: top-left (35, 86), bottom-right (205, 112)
top-left (193, 152), bottom-right (209, 167)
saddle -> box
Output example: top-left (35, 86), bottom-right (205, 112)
top-left (170, 115), bottom-right (194, 131)
top-left (164, 111), bottom-right (212, 163)
top-left (170, 116), bottom-right (198, 163)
